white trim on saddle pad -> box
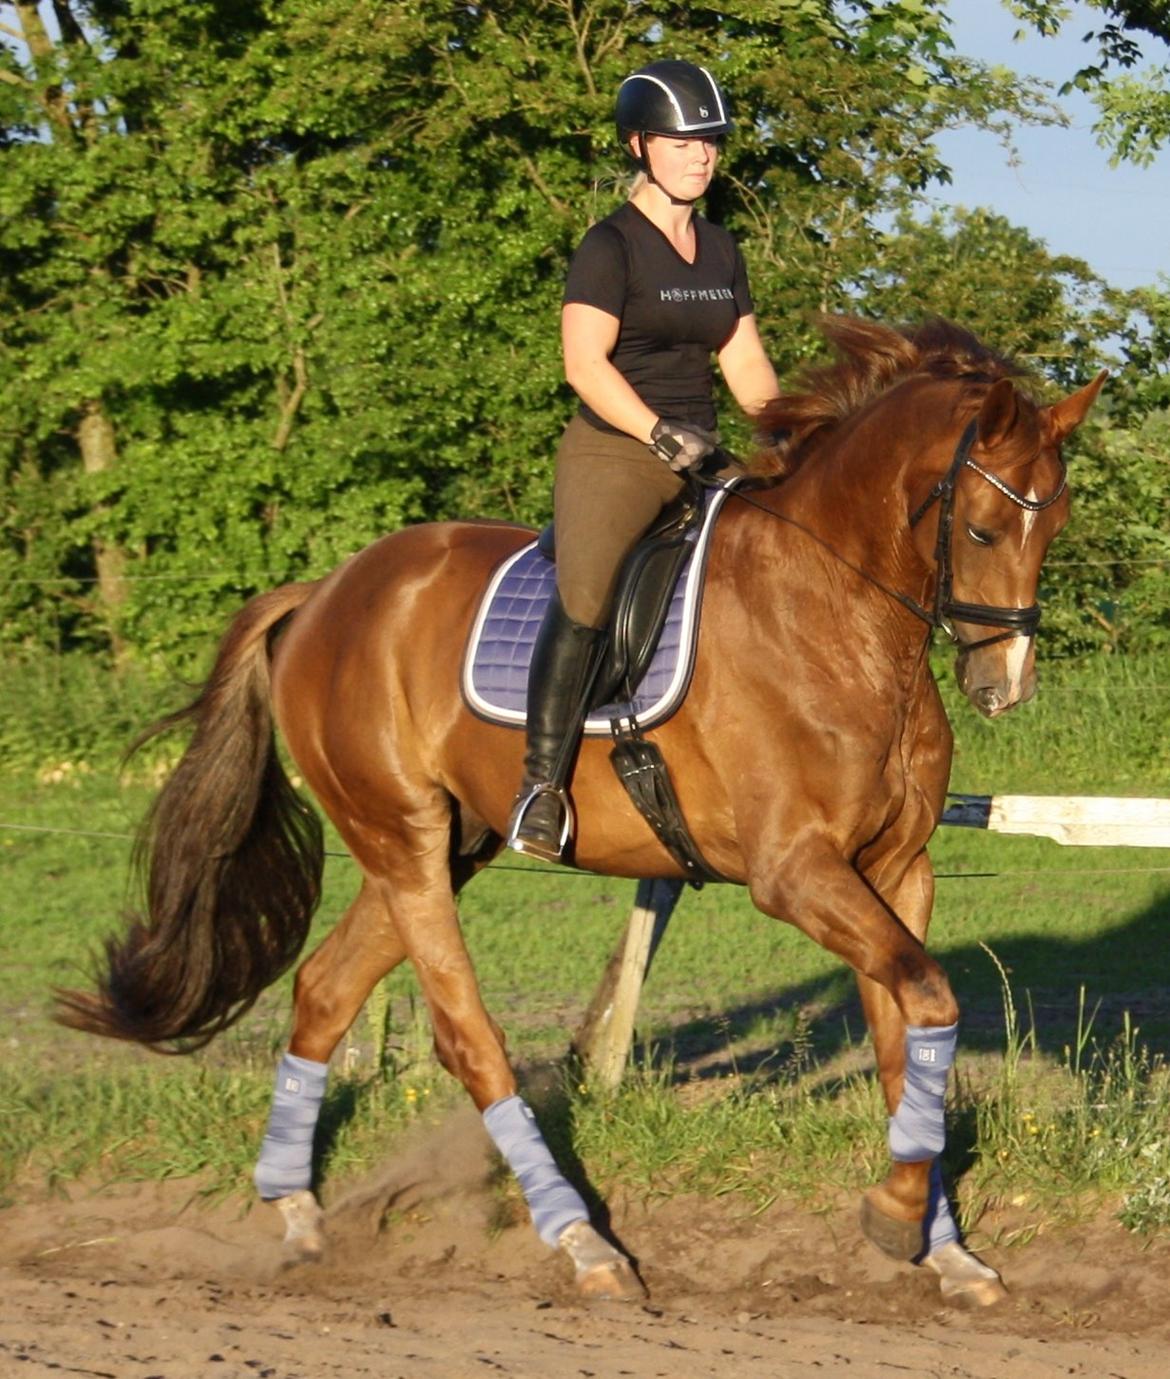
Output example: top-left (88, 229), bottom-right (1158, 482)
top-left (461, 480), bottom-right (738, 736)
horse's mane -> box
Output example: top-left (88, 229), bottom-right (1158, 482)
top-left (749, 316), bottom-right (1031, 479)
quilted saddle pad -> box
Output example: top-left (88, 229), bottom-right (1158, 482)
top-left (461, 481), bottom-right (736, 736)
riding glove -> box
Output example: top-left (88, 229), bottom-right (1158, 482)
top-left (649, 418), bottom-right (717, 472)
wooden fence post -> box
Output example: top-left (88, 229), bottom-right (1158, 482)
top-left (571, 877), bottom-right (684, 1089)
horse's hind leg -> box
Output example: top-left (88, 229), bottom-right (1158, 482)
top-left (367, 842), bottom-right (642, 1299)
top-left (255, 878), bottom-right (408, 1260)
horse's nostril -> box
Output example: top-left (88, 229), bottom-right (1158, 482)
top-left (974, 686), bottom-right (1001, 715)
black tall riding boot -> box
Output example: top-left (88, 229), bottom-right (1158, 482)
top-left (506, 592), bottom-right (604, 863)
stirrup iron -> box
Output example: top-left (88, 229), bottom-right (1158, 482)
top-left (506, 781), bottom-right (575, 860)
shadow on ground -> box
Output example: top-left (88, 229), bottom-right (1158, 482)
top-left (628, 881), bottom-right (1170, 1081)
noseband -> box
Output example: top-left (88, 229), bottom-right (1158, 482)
top-left (908, 420), bottom-right (1067, 651)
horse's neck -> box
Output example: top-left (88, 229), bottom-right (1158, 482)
top-left (782, 423), bottom-right (924, 571)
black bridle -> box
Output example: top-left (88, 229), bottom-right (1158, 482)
top-left (906, 420), bottom-right (1067, 651)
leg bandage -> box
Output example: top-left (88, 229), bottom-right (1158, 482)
top-left (483, 1095), bottom-right (588, 1248)
top-left (924, 1158), bottom-right (959, 1255)
top-left (254, 1052), bottom-right (328, 1200)
top-left (888, 1022), bottom-right (957, 1162)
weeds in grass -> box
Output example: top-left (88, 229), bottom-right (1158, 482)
top-left (0, 654), bottom-right (177, 774)
top-left (952, 947), bottom-right (1170, 1239)
top-left (3, 653), bottom-right (1168, 1231)
top-left (6, 974), bottom-right (1170, 1240)
top-left (565, 1053), bottom-right (887, 1211)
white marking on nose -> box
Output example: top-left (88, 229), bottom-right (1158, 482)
top-left (1004, 486), bottom-right (1039, 701)
top-left (1003, 635), bottom-right (1030, 700)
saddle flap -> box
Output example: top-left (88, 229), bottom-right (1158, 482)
top-left (590, 531), bottom-right (698, 710)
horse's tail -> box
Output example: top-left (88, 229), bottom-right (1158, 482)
top-left (55, 581), bottom-right (324, 1052)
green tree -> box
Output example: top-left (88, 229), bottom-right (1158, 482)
top-left (0, 0), bottom-right (1164, 668)
top-left (843, 204), bottom-right (1169, 656)
top-left (860, 207), bottom-right (1126, 387)
top-left (1043, 406), bottom-right (1170, 654)
top-left (1005, 0), bottom-right (1170, 163)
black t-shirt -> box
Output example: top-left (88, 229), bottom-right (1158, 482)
top-left (563, 201), bottom-right (754, 433)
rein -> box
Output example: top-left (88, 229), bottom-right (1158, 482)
top-left (713, 419), bottom-right (1067, 651)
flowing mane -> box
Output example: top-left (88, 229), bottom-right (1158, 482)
top-left (751, 316), bottom-right (1031, 477)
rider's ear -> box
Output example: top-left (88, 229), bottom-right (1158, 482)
top-left (1046, 370), bottom-right (1108, 444)
top-left (975, 378), bottom-right (1019, 451)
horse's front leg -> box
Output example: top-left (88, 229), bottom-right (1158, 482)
top-left (858, 852), bottom-right (1006, 1306)
top-left (851, 849), bottom-right (951, 1261)
top-left (748, 844), bottom-right (958, 1240)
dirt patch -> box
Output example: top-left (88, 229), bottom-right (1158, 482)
top-left (3, 1108), bottom-right (1170, 1379)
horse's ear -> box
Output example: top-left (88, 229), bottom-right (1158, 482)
top-left (1046, 369), bottom-right (1108, 443)
top-left (975, 377), bottom-right (1020, 450)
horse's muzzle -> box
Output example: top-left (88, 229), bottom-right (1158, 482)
top-left (956, 641), bottom-right (1037, 719)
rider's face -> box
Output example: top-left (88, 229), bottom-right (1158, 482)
top-left (639, 134), bottom-right (720, 199)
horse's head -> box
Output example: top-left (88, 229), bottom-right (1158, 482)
top-left (913, 371), bottom-right (1106, 718)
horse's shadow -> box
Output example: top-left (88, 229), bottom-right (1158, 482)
top-left (638, 880), bottom-right (1170, 1080)
top-left (563, 879), bottom-right (1170, 1226)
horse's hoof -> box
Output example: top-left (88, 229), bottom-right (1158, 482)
top-left (860, 1190), bottom-right (923, 1262)
top-left (274, 1189), bottom-right (327, 1262)
top-left (558, 1220), bottom-right (646, 1301)
top-left (923, 1239), bottom-right (1008, 1308)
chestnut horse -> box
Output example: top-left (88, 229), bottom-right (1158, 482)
top-left (59, 319), bottom-right (1104, 1307)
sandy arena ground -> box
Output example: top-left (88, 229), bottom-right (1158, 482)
top-left (3, 1106), bottom-right (1169, 1379)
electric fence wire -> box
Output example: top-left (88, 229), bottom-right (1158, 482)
top-left (2, 819), bottom-right (1168, 881)
top-left (5, 554), bottom-right (1170, 587)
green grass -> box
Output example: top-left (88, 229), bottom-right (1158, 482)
top-left (1, 652), bottom-right (1168, 1236)
top-left (950, 956), bottom-right (1170, 1242)
top-left (0, 1048), bottom-right (456, 1210)
top-left (937, 648), bottom-right (1170, 793)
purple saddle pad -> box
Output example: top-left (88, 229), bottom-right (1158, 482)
top-left (461, 481), bottom-right (737, 736)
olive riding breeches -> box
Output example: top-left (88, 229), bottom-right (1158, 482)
top-left (552, 414), bottom-right (684, 629)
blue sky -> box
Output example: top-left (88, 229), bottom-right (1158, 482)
top-left (931, 0), bottom-right (1168, 291)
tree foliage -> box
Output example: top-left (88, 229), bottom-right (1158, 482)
top-left (1005, 0), bottom-right (1170, 163)
top-left (0, 0), bottom-right (1165, 668)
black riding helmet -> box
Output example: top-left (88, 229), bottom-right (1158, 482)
top-left (615, 60), bottom-right (732, 177)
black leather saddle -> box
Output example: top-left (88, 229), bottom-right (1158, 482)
top-left (535, 483), bottom-right (707, 711)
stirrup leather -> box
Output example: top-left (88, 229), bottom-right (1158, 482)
top-left (506, 781), bottom-right (575, 858)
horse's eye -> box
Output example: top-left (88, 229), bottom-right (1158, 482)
top-left (966, 524), bottom-right (996, 547)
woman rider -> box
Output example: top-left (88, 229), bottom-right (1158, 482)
top-left (507, 59), bottom-right (780, 862)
